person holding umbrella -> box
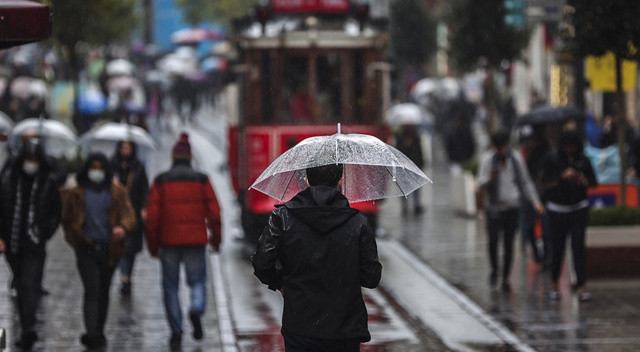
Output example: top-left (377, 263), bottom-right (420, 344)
top-left (251, 163), bottom-right (383, 351)
top-left (110, 140), bottom-right (149, 297)
top-left (541, 130), bottom-right (598, 301)
top-left (0, 139), bottom-right (61, 349)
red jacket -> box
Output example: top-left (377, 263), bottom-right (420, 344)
top-left (145, 161), bottom-right (221, 255)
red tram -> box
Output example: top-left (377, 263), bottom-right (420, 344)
top-left (227, 0), bottom-right (392, 242)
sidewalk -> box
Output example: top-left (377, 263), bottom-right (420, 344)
top-left (377, 134), bottom-right (640, 352)
top-left (0, 229), bottom-right (222, 352)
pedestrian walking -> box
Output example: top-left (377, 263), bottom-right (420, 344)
top-left (444, 115), bottom-right (475, 175)
top-left (0, 139), bottom-right (61, 349)
top-left (541, 130), bottom-right (598, 301)
top-left (110, 140), bottom-right (149, 296)
top-left (61, 152), bottom-right (136, 349)
top-left (144, 132), bottom-right (221, 349)
top-left (520, 127), bottom-right (551, 266)
top-left (477, 131), bottom-right (544, 292)
top-left (251, 163), bottom-right (383, 351)
top-left (395, 125), bottom-right (426, 215)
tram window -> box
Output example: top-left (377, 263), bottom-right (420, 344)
top-left (317, 54), bottom-right (341, 122)
top-left (283, 56), bottom-right (309, 123)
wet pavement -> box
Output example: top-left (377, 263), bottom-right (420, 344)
top-left (378, 135), bottom-right (640, 351)
top-left (2, 100), bottom-right (640, 351)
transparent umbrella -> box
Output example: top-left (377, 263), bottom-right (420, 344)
top-left (9, 118), bottom-right (78, 158)
top-left (386, 103), bottom-right (434, 126)
top-left (79, 122), bottom-right (156, 157)
top-left (250, 130), bottom-right (432, 203)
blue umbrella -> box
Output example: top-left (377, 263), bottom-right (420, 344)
top-left (201, 56), bottom-right (227, 72)
top-left (76, 90), bottom-right (107, 115)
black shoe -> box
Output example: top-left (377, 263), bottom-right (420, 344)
top-left (39, 286), bottom-right (49, 296)
top-left (189, 310), bottom-right (204, 340)
top-left (120, 281), bottom-right (131, 296)
top-left (15, 330), bottom-right (37, 350)
top-left (80, 333), bottom-right (106, 349)
top-left (414, 206), bottom-right (424, 215)
top-left (169, 333), bottom-right (182, 349)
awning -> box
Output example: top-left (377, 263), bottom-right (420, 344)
top-left (0, 0), bottom-right (51, 49)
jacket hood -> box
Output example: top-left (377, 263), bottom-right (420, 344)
top-left (77, 152), bottom-right (113, 190)
top-left (283, 186), bottom-right (359, 233)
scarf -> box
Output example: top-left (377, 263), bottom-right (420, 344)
top-left (10, 176), bottom-right (40, 254)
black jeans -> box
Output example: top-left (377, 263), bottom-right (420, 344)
top-left (548, 208), bottom-right (589, 287)
top-left (6, 246), bottom-right (46, 333)
top-left (75, 244), bottom-right (116, 337)
top-left (282, 329), bottom-right (361, 352)
top-left (486, 208), bottom-right (520, 281)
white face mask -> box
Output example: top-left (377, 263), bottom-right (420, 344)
top-left (22, 161), bottom-right (39, 175)
top-left (88, 170), bottom-right (105, 184)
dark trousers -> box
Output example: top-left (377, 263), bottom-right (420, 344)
top-left (486, 208), bottom-right (520, 281)
top-left (520, 204), bottom-right (551, 263)
top-left (75, 244), bottom-right (116, 337)
top-left (548, 208), bottom-right (588, 287)
top-left (282, 329), bottom-right (361, 352)
top-left (6, 246), bottom-right (46, 333)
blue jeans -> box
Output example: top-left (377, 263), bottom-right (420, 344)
top-left (160, 246), bottom-right (207, 334)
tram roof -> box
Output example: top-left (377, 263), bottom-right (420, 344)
top-left (233, 17), bottom-right (388, 50)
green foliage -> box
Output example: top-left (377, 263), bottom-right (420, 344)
top-left (177, 0), bottom-right (261, 24)
top-left (588, 206), bottom-right (640, 226)
top-left (460, 158), bottom-right (478, 176)
top-left (564, 1), bottom-right (640, 59)
top-left (390, 0), bottom-right (437, 66)
top-left (445, 0), bottom-right (530, 72)
top-left (48, 0), bottom-right (139, 49)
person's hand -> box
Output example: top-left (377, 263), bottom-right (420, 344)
top-left (0, 238), bottom-right (5, 253)
top-left (628, 168), bottom-right (638, 178)
top-left (209, 240), bottom-right (220, 253)
top-left (112, 226), bottom-right (126, 241)
top-left (279, 287), bottom-right (284, 298)
top-left (489, 170), bottom-right (499, 180)
top-left (561, 167), bottom-right (577, 180)
top-left (141, 209), bottom-right (147, 222)
top-left (149, 249), bottom-right (159, 258)
top-left (534, 202), bottom-right (545, 215)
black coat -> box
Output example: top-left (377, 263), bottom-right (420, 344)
top-left (0, 149), bottom-right (61, 251)
top-left (251, 186), bottom-right (382, 342)
top-left (110, 150), bottom-right (149, 254)
top-left (541, 149), bottom-right (598, 206)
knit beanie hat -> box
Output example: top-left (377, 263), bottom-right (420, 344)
top-left (172, 132), bottom-right (191, 160)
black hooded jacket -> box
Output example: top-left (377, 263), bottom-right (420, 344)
top-left (251, 186), bottom-right (382, 342)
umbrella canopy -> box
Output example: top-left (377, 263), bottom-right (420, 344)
top-left (0, 1), bottom-right (51, 49)
top-left (106, 59), bottom-right (135, 76)
top-left (9, 118), bottom-right (78, 158)
top-left (79, 122), bottom-right (156, 155)
top-left (76, 89), bottom-right (108, 115)
top-left (250, 132), bottom-right (432, 203)
top-left (10, 76), bottom-right (34, 100)
top-left (386, 103), bottom-right (434, 126)
top-left (0, 111), bottom-right (14, 134)
top-left (201, 56), bottom-right (227, 72)
top-left (27, 79), bottom-right (48, 98)
top-left (516, 105), bottom-right (585, 126)
top-left (171, 27), bottom-right (223, 45)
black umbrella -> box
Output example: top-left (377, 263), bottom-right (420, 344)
top-left (516, 105), bottom-right (585, 126)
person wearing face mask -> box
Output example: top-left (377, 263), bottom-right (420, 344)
top-left (110, 140), bottom-right (149, 297)
top-left (61, 152), bottom-right (136, 349)
top-left (0, 139), bottom-right (62, 349)
top-left (477, 131), bottom-right (545, 292)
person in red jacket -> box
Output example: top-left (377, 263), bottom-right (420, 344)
top-left (145, 132), bottom-right (221, 349)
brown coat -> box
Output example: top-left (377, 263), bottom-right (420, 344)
top-left (61, 182), bottom-right (136, 267)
